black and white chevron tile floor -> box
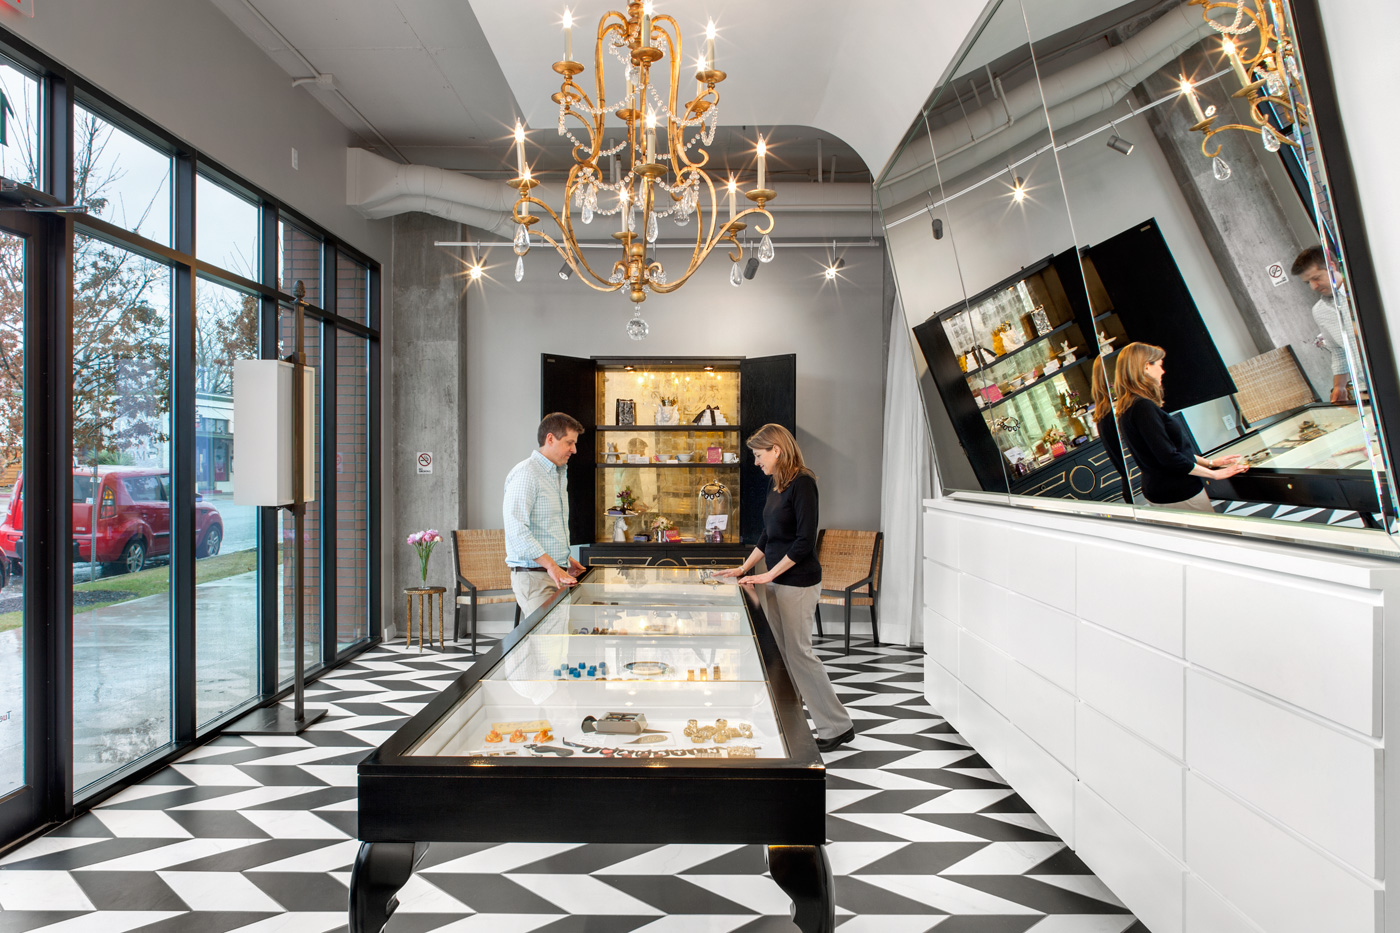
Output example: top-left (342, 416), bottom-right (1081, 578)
top-left (0, 637), bottom-right (1147, 933)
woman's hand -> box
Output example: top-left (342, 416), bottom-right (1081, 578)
top-left (1211, 461), bottom-right (1249, 479)
top-left (709, 566), bottom-right (747, 579)
top-left (738, 571), bottom-right (776, 586)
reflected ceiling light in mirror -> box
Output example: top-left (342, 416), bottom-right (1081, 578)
top-left (1006, 165), bottom-right (1027, 203)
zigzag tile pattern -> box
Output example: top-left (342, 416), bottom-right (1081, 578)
top-left (0, 638), bottom-right (1148, 933)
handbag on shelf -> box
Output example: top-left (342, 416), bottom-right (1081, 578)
top-left (692, 405), bottom-right (719, 425)
top-left (615, 399), bottom-right (636, 425)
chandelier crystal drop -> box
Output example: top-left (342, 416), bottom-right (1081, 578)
top-left (507, 1), bottom-right (776, 338)
top-left (1261, 127), bottom-right (1282, 152)
top-left (515, 255), bottom-right (525, 281)
top-left (730, 262), bottom-right (742, 287)
top-left (758, 234), bottom-right (775, 263)
top-left (1212, 155), bottom-right (1233, 181)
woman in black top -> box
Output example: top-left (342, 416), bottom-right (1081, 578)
top-left (712, 423), bottom-right (855, 752)
top-left (1113, 342), bottom-right (1246, 512)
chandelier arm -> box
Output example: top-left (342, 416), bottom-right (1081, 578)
top-left (528, 219), bottom-right (625, 293)
top-left (646, 208), bottom-right (768, 294)
top-left (1189, 0), bottom-right (1259, 36)
top-left (1198, 122), bottom-right (1299, 158)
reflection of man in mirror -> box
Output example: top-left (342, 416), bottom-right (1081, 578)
top-left (1292, 245), bottom-right (1357, 404)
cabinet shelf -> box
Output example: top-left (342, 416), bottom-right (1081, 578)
top-left (596, 425), bottom-right (740, 432)
top-left (983, 356), bottom-right (1093, 410)
top-left (963, 319), bottom-right (1079, 379)
top-left (599, 462), bottom-right (741, 469)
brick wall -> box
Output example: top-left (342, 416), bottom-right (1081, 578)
top-left (335, 257), bottom-right (370, 648)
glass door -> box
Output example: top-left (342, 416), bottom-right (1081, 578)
top-left (0, 218), bottom-right (40, 843)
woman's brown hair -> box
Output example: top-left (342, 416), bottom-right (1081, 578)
top-left (1090, 356), bottom-right (1114, 424)
top-left (745, 423), bottom-right (815, 492)
top-left (1113, 342), bottom-right (1166, 418)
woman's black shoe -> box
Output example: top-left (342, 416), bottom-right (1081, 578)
top-left (815, 727), bottom-right (856, 752)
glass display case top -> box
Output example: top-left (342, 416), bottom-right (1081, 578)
top-left (405, 574), bottom-right (787, 760)
top-left (1209, 404), bottom-right (1385, 473)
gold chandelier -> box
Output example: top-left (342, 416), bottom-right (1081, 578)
top-left (1179, 0), bottom-right (1309, 179)
top-left (507, 1), bottom-right (776, 339)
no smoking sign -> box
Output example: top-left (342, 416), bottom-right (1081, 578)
top-left (416, 452), bottom-right (433, 475)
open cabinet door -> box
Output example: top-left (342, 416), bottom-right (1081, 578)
top-left (739, 354), bottom-right (797, 545)
top-left (541, 353), bottom-right (598, 547)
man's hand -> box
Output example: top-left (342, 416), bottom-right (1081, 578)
top-left (548, 564), bottom-right (577, 588)
top-left (568, 557), bottom-right (586, 578)
top-left (1331, 385), bottom-right (1349, 404)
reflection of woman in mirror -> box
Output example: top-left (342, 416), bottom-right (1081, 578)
top-left (1090, 357), bottom-right (1128, 492)
top-left (1114, 343), bottom-right (1248, 513)
top-left (1292, 246), bottom-right (1357, 404)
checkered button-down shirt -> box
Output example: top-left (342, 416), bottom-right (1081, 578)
top-left (503, 449), bottom-right (571, 568)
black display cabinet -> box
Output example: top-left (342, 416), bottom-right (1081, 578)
top-left (350, 567), bottom-right (832, 933)
top-left (541, 353), bottom-right (796, 564)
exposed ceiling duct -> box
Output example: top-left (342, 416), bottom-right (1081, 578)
top-left (880, 3), bottom-right (1214, 208)
top-left (347, 148), bottom-right (882, 240)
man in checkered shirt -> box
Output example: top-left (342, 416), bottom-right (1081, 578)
top-left (503, 412), bottom-right (588, 617)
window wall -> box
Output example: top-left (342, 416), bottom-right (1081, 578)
top-left (0, 36), bottom-right (381, 846)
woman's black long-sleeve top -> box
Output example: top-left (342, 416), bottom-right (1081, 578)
top-left (754, 473), bottom-right (822, 587)
top-left (1117, 396), bottom-right (1202, 504)
top-left (1094, 405), bottom-right (1129, 486)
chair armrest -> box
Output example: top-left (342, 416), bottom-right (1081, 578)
top-left (844, 572), bottom-right (875, 594)
top-left (456, 572), bottom-right (479, 594)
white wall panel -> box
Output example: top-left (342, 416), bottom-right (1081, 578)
top-left (1077, 623), bottom-right (1185, 758)
top-left (1003, 663), bottom-right (1075, 770)
top-left (1000, 722), bottom-right (1077, 846)
top-left (1075, 784), bottom-right (1184, 933)
top-left (958, 630), bottom-right (1008, 712)
top-left (1185, 775), bottom-right (1381, 933)
top-left (925, 607), bottom-right (959, 675)
top-left (925, 511), bottom-right (961, 569)
top-left (1185, 565), bottom-right (1380, 735)
top-left (926, 655), bottom-right (959, 722)
top-left (1075, 542), bottom-right (1184, 655)
top-left (958, 519), bottom-right (1008, 587)
top-left (925, 559), bottom-right (960, 624)
top-left (1186, 671), bottom-right (1380, 876)
top-left (956, 685), bottom-right (1009, 772)
top-left (1185, 876), bottom-right (1265, 933)
top-left (1077, 704), bottom-right (1184, 860)
top-left (1004, 593), bottom-right (1076, 692)
top-left (958, 575), bottom-right (1006, 651)
top-left (1005, 527), bottom-right (1076, 613)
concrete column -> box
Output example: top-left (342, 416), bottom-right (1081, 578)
top-left (390, 213), bottom-right (468, 634)
top-left (1137, 49), bottom-right (1333, 397)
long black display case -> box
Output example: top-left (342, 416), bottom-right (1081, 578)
top-left (350, 567), bottom-right (832, 933)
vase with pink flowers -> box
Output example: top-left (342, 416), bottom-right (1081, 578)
top-left (406, 529), bottom-right (443, 584)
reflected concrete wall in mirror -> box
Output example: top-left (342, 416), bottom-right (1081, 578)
top-left (879, 0), bottom-right (1399, 554)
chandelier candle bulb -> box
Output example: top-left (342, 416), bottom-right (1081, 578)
top-left (1180, 78), bottom-right (1206, 124)
top-left (641, 1), bottom-right (652, 48)
top-left (727, 177), bottom-right (737, 221)
top-left (756, 136), bottom-right (767, 190)
top-left (563, 8), bottom-right (573, 62)
top-left (705, 19), bottom-right (716, 70)
top-left (646, 110), bottom-right (657, 164)
top-left (1222, 38), bottom-right (1250, 87)
top-left (514, 122), bottom-right (526, 177)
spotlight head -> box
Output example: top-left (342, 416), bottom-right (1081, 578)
top-left (1012, 176), bottom-right (1027, 203)
top-left (824, 266), bottom-right (837, 280)
top-left (931, 217), bottom-right (944, 240)
top-left (558, 262), bottom-right (574, 281)
top-left (835, 257), bottom-right (846, 270)
top-left (1107, 135), bottom-right (1134, 156)
top-left (744, 257), bottom-right (760, 279)
top-left (468, 263), bottom-right (484, 281)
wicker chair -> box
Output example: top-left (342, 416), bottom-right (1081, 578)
top-left (452, 530), bottom-right (520, 654)
top-left (815, 529), bottom-right (883, 653)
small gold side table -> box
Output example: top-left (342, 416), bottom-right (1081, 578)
top-left (403, 586), bottom-right (447, 651)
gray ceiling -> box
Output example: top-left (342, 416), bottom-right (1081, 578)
top-left (209, 0), bottom-right (983, 183)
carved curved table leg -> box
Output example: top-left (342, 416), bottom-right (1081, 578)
top-left (348, 840), bottom-right (429, 933)
top-left (767, 844), bottom-right (834, 933)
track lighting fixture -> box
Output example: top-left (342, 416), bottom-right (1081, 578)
top-left (1106, 122), bottom-right (1134, 156)
top-left (931, 217), bottom-right (944, 240)
top-left (744, 257), bottom-right (760, 280)
top-left (558, 262), bottom-right (573, 280)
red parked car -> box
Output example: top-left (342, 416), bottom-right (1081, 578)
top-left (0, 467), bottom-right (223, 576)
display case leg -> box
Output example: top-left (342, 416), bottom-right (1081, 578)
top-left (767, 844), bottom-right (834, 933)
top-left (348, 840), bottom-right (429, 933)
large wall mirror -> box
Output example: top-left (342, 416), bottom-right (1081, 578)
top-left (880, 0), bottom-right (1399, 555)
